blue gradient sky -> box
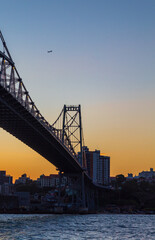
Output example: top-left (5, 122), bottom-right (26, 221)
top-left (0, 0), bottom-right (155, 179)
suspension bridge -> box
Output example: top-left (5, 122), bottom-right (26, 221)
top-left (0, 31), bottom-right (105, 212)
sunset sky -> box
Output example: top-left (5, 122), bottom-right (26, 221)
top-left (0, 0), bottom-right (155, 181)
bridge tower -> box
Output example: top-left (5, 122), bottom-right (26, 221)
top-left (52, 105), bottom-right (87, 209)
top-left (0, 31), bottom-right (99, 212)
top-left (62, 105), bottom-right (86, 209)
top-left (62, 105), bottom-right (83, 166)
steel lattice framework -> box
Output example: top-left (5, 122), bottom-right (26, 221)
top-left (0, 31), bottom-right (108, 210)
top-left (52, 105), bottom-right (85, 165)
top-left (0, 31), bottom-right (85, 173)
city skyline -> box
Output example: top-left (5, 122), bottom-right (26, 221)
top-left (1, 166), bottom-right (154, 183)
top-left (0, 0), bottom-right (155, 180)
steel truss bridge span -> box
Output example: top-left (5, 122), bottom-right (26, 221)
top-left (0, 31), bottom-right (84, 174)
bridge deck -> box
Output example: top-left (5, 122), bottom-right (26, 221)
top-left (0, 85), bottom-right (82, 174)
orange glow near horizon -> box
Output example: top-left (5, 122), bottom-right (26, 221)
top-left (0, 0), bottom-right (155, 184)
top-left (0, 96), bottom-right (154, 181)
top-left (0, 129), bottom-right (57, 182)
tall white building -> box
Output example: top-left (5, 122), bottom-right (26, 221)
top-left (81, 148), bottom-right (110, 186)
top-left (78, 147), bottom-right (110, 185)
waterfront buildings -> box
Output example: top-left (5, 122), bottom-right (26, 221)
top-left (37, 174), bottom-right (68, 188)
top-left (127, 168), bottom-right (155, 182)
top-left (15, 192), bottom-right (30, 210)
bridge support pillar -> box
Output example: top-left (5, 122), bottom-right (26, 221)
top-left (58, 171), bottom-right (62, 206)
top-left (81, 171), bottom-right (86, 208)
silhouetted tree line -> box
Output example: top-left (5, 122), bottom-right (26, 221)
top-left (105, 175), bottom-right (155, 210)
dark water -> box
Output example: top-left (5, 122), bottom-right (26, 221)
top-left (0, 214), bottom-right (154, 239)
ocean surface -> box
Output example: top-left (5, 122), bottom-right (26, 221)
top-left (0, 214), bottom-right (154, 240)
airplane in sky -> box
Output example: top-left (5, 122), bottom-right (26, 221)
top-left (47, 50), bottom-right (52, 53)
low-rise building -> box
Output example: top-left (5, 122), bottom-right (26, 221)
top-left (15, 174), bottom-right (32, 184)
top-left (138, 168), bottom-right (155, 180)
top-left (127, 168), bottom-right (155, 182)
top-left (38, 174), bottom-right (68, 188)
top-left (126, 173), bottom-right (134, 181)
